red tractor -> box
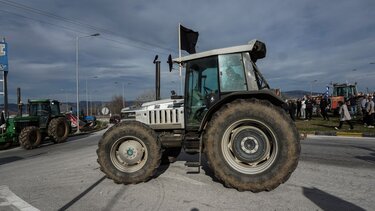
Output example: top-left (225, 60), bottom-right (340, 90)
top-left (330, 83), bottom-right (357, 113)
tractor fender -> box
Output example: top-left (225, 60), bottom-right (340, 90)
top-left (199, 90), bottom-right (286, 132)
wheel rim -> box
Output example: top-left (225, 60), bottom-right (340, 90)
top-left (221, 119), bottom-right (278, 174)
top-left (110, 136), bottom-right (148, 173)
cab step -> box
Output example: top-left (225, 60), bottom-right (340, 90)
top-left (185, 161), bottom-right (200, 168)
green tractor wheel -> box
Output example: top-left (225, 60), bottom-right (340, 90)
top-left (19, 126), bottom-right (42, 150)
top-left (48, 117), bottom-right (69, 143)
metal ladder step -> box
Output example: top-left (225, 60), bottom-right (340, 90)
top-left (184, 135), bottom-right (202, 174)
top-left (184, 161), bottom-right (200, 168)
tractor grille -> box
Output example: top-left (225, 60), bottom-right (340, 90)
top-left (149, 109), bottom-right (180, 125)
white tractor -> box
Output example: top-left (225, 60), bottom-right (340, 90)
top-left (97, 40), bottom-right (300, 192)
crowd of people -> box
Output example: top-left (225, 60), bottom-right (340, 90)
top-left (286, 93), bottom-right (375, 130)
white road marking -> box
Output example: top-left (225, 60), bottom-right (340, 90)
top-left (0, 185), bottom-right (40, 211)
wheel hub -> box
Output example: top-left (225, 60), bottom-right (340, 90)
top-left (117, 140), bottom-right (144, 165)
top-left (240, 137), bottom-right (259, 154)
top-left (231, 126), bottom-right (270, 164)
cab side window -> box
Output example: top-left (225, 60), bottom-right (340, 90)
top-left (219, 54), bottom-right (247, 92)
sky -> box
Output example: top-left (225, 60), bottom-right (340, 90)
top-left (1, 0), bottom-right (375, 105)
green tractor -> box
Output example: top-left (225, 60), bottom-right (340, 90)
top-left (0, 99), bottom-right (70, 150)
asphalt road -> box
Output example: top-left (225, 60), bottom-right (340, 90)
top-left (0, 130), bottom-right (374, 211)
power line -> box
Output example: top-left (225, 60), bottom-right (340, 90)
top-left (0, 9), bottom-right (172, 55)
top-left (0, 9), bottom-right (89, 35)
top-left (0, 0), bottom-right (176, 53)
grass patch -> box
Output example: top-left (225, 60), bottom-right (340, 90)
top-left (295, 115), bottom-right (375, 134)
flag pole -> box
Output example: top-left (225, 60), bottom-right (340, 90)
top-left (178, 23), bottom-right (182, 95)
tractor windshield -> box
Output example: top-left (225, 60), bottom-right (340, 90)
top-left (185, 52), bottom-right (269, 128)
top-left (333, 85), bottom-right (357, 98)
top-left (50, 101), bottom-right (61, 116)
top-left (30, 103), bottom-right (50, 116)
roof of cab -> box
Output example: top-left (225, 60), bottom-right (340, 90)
top-left (173, 39), bottom-right (262, 63)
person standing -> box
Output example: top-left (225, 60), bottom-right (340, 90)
top-left (366, 95), bottom-right (375, 128)
top-left (296, 99), bottom-right (302, 118)
top-left (320, 97), bottom-right (330, 120)
top-left (305, 96), bottom-right (313, 120)
top-left (349, 95), bottom-right (357, 117)
top-left (361, 95), bottom-right (369, 126)
top-left (335, 101), bottom-right (354, 130)
top-left (288, 100), bottom-right (297, 121)
top-left (301, 98), bottom-right (306, 119)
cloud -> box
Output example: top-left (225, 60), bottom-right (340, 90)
top-left (1, 0), bottom-right (375, 105)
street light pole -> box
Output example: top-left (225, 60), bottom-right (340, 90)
top-left (122, 82), bottom-right (125, 108)
top-left (86, 78), bottom-right (88, 116)
top-left (75, 33), bottom-right (100, 133)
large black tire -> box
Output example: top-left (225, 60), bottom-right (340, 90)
top-left (19, 126), bottom-right (42, 150)
top-left (161, 147), bottom-right (182, 164)
top-left (97, 121), bottom-right (162, 184)
top-left (48, 117), bottom-right (69, 143)
top-left (204, 99), bottom-right (300, 192)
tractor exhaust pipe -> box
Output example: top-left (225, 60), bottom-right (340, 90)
top-left (153, 55), bottom-right (161, 101)
top-left (17, 87), bottom-right (23, 116)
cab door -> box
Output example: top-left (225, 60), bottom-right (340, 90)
top-left (185, 56), bottom-right (219, 129)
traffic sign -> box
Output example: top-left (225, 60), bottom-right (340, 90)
top-left (0, 41), bottom-right (8, 71)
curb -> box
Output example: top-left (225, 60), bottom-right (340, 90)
top-left (68, 124), bottom-right (109, 137)
top-left (300, 131), bottom-right (375, 138)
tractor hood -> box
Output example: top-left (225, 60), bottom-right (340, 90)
top-left (121, 98), bottom-right (184, 114)
top-left (141, 98), bottom-right (184, 110)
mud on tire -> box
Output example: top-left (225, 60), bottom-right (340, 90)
top-left (204, 99), bottom-right (300, 192)
top-left (48, 117), bottom-right (69, 143)
top-left (19, 126), bottom-right (42, 150)
top-left (97, 121), bottom-right (162, 184)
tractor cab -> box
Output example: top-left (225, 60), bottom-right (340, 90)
top-left (330, 83), bottom-right (358, 111)
top-left (176, 40), bottom-right (271, 129)
top-left (28, 99), bottom-right (61, 129)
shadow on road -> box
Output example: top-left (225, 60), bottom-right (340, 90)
top-left (0, 156), bottom-right (24, 165)
top-left (58, 176), bottom-right (106, 211)
top-left (355, 153), bottom-right (375, 164)
top-left (303, 187), bottom-right (365, 211)
top-left (351, 145), bottom-right (375, 164)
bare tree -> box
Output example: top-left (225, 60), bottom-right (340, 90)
top-left (134, 90), bottom-right (155, 107)
top-left (107, 95), bottom-right (123, 115)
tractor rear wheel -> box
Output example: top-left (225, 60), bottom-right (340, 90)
top-left (97, 121), bottom-right (161, 184)
top-left (204, 99), bottom-right (300, 192)
top-left (19, 126), bottom-right (42, 150)
top-left (48, 117), bottom-right (69, 143)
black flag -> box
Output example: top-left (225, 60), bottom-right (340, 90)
top-left (180, 25), bottom-right (199, 54)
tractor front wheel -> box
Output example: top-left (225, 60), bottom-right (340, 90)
top-left (19, 126), bottom-right (42, 150)
top-left (204, 99), bottom-right (300, 192)
top-left (97, 121), bottom-right (162, 184)
top-left (48, 117), bottom-right (69, 143)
